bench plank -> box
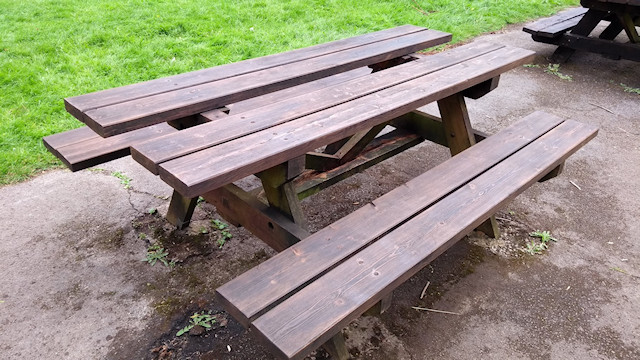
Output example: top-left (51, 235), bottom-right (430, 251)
top-left (132, 42), bottom-right (506, 174)
top-left (215, 111), bottom-right (564, 327)
top-left (523, 7), bottom-right (589, 36)
top-left (79, 30), bottom-right (452, 137)
top-left (157, 46), bottom-right (535, 197)
top-left (44, 67), bottom-right (375, 172)
top-left (64, 25), bottom-right (428, 118)
top-left (43, 123), bottom-right (178, 172)
top-left (251, 119), bottom-right (598, 360)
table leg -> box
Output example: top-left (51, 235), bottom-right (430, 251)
top-left (551, 9), bottom-right (607, 63)
top-left (322, 332), bottom-right (349, 360)
top-left (438, 93), bottom-right (500, 239)
top-left (618, 12), bottom-right (640, 43)
top-left (257, 157), bottom-right (309, 230)
top-left (165, 190), bottom-right (198, 230)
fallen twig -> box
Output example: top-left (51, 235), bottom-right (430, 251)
top-left (411, 306), bottom-right (461, 315)
top-left (569, 180), bottom-right (582, 191)
top-left (420, 281), bottom-right (430, 299)
top-left (589, 102), bottom-right (615, 115)
top-left (611, 267), bottom-right (640, 280)
top-left (617, 127), bottom-right (640, 136)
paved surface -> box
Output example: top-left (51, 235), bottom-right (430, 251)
top-left (0, 23), bottom-right (638, 359)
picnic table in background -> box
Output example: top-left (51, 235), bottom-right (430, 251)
top-left (524, 0), bottom-right (640, 62)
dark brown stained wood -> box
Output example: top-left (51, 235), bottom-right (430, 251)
top-left (132, 42), bottom-right (505, 174)
top-left (165, 190), bottom-right (198, 229)
top-left (523, 8), bottom-right (588, 35)
top-left (159, 46), bottom-right (535, 198)
top-left (202, 184), bottom-right (309, 254)
top-left (43, 123), bottom-right (178, 172)
top-left (80, 30), bottom-right (452, 137)
top-left (209, 68), bottom-right (373, 117)
top-left (560, 33), bottom-right (640, 61)
top-left (215, 112), bottom-right (564, 326)
top-left (392, 110), bottom-right (488, 146)
top-left (437, 93), bottom-right (476, 156)
top-left (43, 126), bottom-right (100, 150)
top-left (251, 120), bottom-right (598, 360)
top-left (296, 128), bottom-right (424, 199)
top-left (618, 12), bottom-right (640, 42)
top-left (64, 25), bottom-right (429, 119)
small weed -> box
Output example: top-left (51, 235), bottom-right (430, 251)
top-left (524, 240), bottom-right (547, 255)
top-left (523, 64), bottom-right (540, 68)
top-left (139, 233), bottom-right (147, 240)
top-left (176, 311), bottom-right (216, 336)
top-left (144, 243), bottom-right (174, 267)
top-left (545, 64), bottom-right (572, 81)
top-left (523, 230), bottom-right (557, 255)
top-left (197, 196), bottom-right (205, 205)
top-left (111, 171), bottom-right (132, 189)
top-left (217, 230), bottom-right (233, 249)
top-left (211, 219), bottom-right (228, 230)
top-left (620, 83), bottom-right (640, 95)
top-left (530, 230), bottom-right (558, 243)
top-left (148, 208), bottom-right (158, 215)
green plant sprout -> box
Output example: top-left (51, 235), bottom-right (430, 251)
top-left (530, 230), bottom-right (558, 243)
top-left (111, 171), bottom-right (132, 189)
top-left (545, 64), bottom-right (572, 81)
top-left (211, 219), bottom-right (228, 230)
top-left (620, 83), bottom-right (640, 95)
top-left (144, 243), bottom-right (171, 266)
top-left (217, 230), bottom-right (233, 249)
top-left (176, 311), bottom-right (216, 336)
top-left (523, 230), bottom-right (558, 255)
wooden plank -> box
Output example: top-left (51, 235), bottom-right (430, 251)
top-left (296, 128), bottom-right (424, 199)
top-left (79, 30), bottom-right (452, 137)
top-left (523, 7), bottom-right (589, 34)
top-left (437, 93), bottom-right (476, 156)
top-left (550, 8), bottom-right (608, 62)
top-left (215, 112), bottom-right (564, 326)
top-left (251, 120), bottom-right (598, 360)
top-left (64, 25), bottom-right (429, 118)
top-left (132, 42), bottom-right (505, 174)
top-left (43, 123), bottom-right (178, 172)
top-left (165, 190), bottom-right (198, 229)
top-left (560, 33), bottom-right (640, 61)
top-left (392, 110), bottom-right (488, 146)
top-left (202, 184), bottom-right (309, 253)
top-left (213, 68), bottom-right (372, 116)
top-left (158, 46), bottom-right (535, 198)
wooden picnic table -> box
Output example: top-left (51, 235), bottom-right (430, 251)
top-left (44, 25), bottom-right (598, 359)
top-left (524, 0), bottom-right (640, 62)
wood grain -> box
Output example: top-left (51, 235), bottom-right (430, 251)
top-left (158, 46), bottom-right (535, 197)
top-left (251, 119), bottom-right (598, 360)
top-left (43, 123), bottom-right (178, 172)
top-left (64, 25), bottom-right (429, 118)
top-left (79, 30), bottom-right (451, 136)
top-left (215, 111), bottom-right (564, 326)
top-left (132, 42), bottom-right (504, 174)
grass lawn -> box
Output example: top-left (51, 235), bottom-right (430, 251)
top-left (0, 0), bottom-right (579, 185)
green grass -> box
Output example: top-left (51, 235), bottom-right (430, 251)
top-left (0, 0), bottom-right (579, 185)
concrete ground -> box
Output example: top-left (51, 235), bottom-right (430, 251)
top-left (1, 23), bottom-right (638, 360)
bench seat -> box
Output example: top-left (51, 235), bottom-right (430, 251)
top-left (216, 111), bottom-right (598, 359)
top-left (523, 7), bottom-right (589, 38)
top-left (42, 68), bottom-right (372, 172)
